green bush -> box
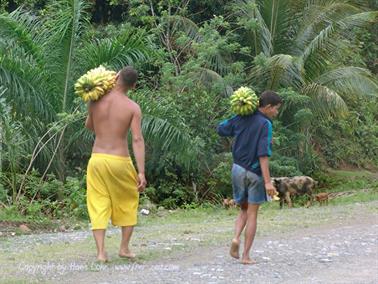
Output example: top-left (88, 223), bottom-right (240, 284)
top-left (0, 170), bottom-right (88, 220)
top-left (205, 153), bottom-right (233, 198)
top-left (316, 97), bottom-right (378, 168)
top-left (270, 156), bottom-right (303, 177)
top-left (144, 172), bottom-right (195, 209)
top-left (62, 176), bottom-right (88, 219)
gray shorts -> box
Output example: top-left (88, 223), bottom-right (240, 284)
top-left (231, 163), bottom-right (267, 205)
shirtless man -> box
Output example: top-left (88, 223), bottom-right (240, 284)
top-left (85, 66), bottom-right (147, 262)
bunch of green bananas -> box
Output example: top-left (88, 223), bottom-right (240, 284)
top-left (230, 86), bottom-right (259, 116)
top-left (74, 65), bottom-right (116, 102)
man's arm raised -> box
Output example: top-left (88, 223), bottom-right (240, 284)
top-left (130, 104), bottom-right (147, 192)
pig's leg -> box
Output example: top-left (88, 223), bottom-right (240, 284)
top-left (285, 192), bottom-right (292, 208)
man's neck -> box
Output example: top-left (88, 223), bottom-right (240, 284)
top-left (112, 85), bottom-right (129, 96)
top-left (257, 108), bottom-right (272, 120)
top-left (258, 108), bottom-right (267, 116)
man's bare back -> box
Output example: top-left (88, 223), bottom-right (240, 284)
top-left (85, 68), bottom-right (146, 191)
top-left (86, 90), bottom-right (140, 157)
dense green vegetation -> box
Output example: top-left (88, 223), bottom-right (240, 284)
top-left (0, 0), bottom-right (377, 220)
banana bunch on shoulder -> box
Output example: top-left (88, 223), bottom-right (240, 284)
top-left (74, 65), bottom-right (116, 102)
top-left (230, 86), bottom-right (259, 116)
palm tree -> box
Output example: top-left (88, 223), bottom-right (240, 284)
top-left (231, 0), bottom-right (378, 120)
top-left (227, 0), bottom-right (378, 172)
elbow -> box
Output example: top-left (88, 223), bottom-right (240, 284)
top-left (258, 156), bottom-right (269, 163)
top-left (133, 136), bottom-right (144, 144)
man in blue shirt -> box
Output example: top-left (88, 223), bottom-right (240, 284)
top-left (217, 90), bottom-right (282, 265)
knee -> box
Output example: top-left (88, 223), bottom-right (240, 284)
top-left (240, 202), bottom-right (248, 211)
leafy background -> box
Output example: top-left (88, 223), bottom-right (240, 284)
top-left (0, 0), bottom-right (377, 217)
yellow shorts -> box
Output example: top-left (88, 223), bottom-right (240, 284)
top-left (86, 153), bottom-right (139, 229)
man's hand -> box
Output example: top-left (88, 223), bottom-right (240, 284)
top-left (265, 182), bottom-right (278, 197)
top-left (137, 173), bottom-right (147, 192)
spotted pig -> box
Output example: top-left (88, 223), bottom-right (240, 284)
top-left (273, 176), bottom-right (317, 208)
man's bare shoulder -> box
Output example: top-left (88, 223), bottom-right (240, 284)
top-left (124, 97), bottom-right (141, 113)
top-left (105, 92), bottom-right (140, 111)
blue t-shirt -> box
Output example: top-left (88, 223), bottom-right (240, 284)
top-left (217, 110), bottom-right (273, 176)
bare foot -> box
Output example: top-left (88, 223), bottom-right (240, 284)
top-left (230, 239), bottom-right (240, 259)
top-left (119, 250), bottom-right (136, 259)
top-left (96, 253), bottom-right (108, 263)
top-left (240, 258), bottom-right (257, 265)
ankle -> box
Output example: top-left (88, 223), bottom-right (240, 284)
top-left (97, 251), bottom-right (107, 258)
top-left (241, 253), bottom-right (250, 259)
top-left (119, 247), bottom-right (131, 253)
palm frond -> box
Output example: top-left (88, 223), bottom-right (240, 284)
top-left (78, 28), bottom-right (155, 72)
top-left (302, 83), bottom-right (348, 120)
top-left (301, 24), bottom-right (337, 81)
top-left (203, 51), bottom-right (231, 76)
top-left (21, 119), bottom-right (57, 171)
top-left (302, 24), bottom-right (334, 64)
top-left (61, 115), bottom-right (93, 161)
top-left (336, 11), bottom-right (378, 37)
top-left (293, 1), bottom-right (361, 54)
top-left (169, 14), bottom-right (201, 41)
top-left (315, 67), bottom-right (378, 96)
top-left (142, 115), bottom-right (203, 170)
top-left (258, 0), bottom-right (293, 53)
top-left (0, 8), bottom-right (44, 65)
top-left (43, 0), bottom-right (89, 112)
top-left (44, 0), bottom-right (89, 44)
top-left (249, 54), bottom-right (303, 90)
top-left (0, 49), bottom-right (53, 120)
top-left (301, 10), bottom-right (377, 81)
top-left (232, 0), bottom-right (273, 56)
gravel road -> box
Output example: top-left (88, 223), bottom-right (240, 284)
top-left (60, 216), bottom-right (378, 284)
top-left (1, 202), bottom-right (377, 284)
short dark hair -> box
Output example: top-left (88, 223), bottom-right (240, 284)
top-left (259, 90), bottom-right (282, 107)
top-left (119, 66), bottom-right (138, 87)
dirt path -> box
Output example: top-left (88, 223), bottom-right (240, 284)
top-left (1, 202), bottom-right (378, 283)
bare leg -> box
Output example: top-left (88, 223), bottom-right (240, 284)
top-left (230, 203), bottom-right (248, 259)
top-left (241, 203), bottom-right (259, 265)
top-left (119, 226), bottom-right (135, 258)
top-left (92, 229), bottom-right (108, 262)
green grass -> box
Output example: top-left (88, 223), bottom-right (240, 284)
top-left (328, 190), bottom-right (378, 205)
top-left (0, 205), bottom-right (88, 234)
top-left (316, 169), bottom-right (378, 192)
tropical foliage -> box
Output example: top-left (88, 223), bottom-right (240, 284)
top-left (0, 0), bottom-right (377, 215)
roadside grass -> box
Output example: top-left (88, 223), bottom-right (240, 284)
top-left (322, 169), bottom-right (378, 205)
top-left (0, 204), bottom-right (88, 236)
top-left (315, 169), bottom-right (378, 193)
